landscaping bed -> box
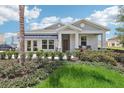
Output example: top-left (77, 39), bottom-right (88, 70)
top-left (0, 50), bottom-right (124, 88)
top-left (0, 59), bottom-right (63, 88)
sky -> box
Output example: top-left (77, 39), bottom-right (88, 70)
top-left (0, 5), bottom-right (119, 44)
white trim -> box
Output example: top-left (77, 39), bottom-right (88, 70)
top-left (56, 24), bottom-right (82, 32)
top-left (43, 22), bottom-right (65, 29)
top-left (71, 19), bottom-right (110, 31)
top-left (42, 39), bottom-right (55, 50)
top-left (75, 33), bottom-right (79, 48)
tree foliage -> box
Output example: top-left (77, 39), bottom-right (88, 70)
top-left (116, 6), bottom-right (124, 47)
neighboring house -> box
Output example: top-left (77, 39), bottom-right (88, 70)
top-left (107, 37), bottom-right (122, 47)
top-left (22, 19), bottom-right (109, 52)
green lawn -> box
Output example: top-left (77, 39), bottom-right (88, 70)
top-left (107, 47), bottom-right (124, 50)
top-left (35, 62), bottom-right (124, 88)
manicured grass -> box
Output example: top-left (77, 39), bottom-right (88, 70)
top-left (107, 47), bottom-right (124, 50)
top-left (35, 62), bottom-right (124, 88)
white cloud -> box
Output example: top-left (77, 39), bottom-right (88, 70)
top-left (0, 5), bottom-right (42, 25)
top-left (25, 6), bottom-right (42, 23)
top-left (61, 17), bottom-right (80, 24)
top-left (86, 6), bottom-right (119, 26)
top-left (4, 32), bottom-right (17, 38)
top-left (0, 5), bottom-right (19, 25)
top-left (42, 16), bottom-right (60, 24)
top-left (30, 16), bottom-right (80, 30)
top-left (29, 16), bottom-right (59, 30)
top-left (61, 17), bottom-right (74, 23)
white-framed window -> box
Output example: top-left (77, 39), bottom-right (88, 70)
top-left (81, 36), bottom-right (87, 46)
top-left (42, 40), bottom-right (54, 49)
top-left (33, 40), bottom-right (38, 51)
top-left (49, 40), bottom-right (54, 49)
top-left (27, 40), bottom-right (31, 51)
top-left (42, 40), bottom-right (47, 49)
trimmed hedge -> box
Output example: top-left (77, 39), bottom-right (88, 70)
top-left (80, 50), bottom-right (117, 66)
top-left (113, 53), bottom-right (124, 63)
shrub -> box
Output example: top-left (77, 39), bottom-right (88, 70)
top-left (36, 51), bottom-right (44, 61)
top-left (0, 52), bottom-right (5, 60)
top-left (80, 50), bottom-right (117, 66)
top-left (0, 69), bottom-right (47, 88)
top-left (80, 51), bottom-right (94, 62)
top-left (36, 51), bottom-right (44, 57)
top-left (0, 60), bottom-right (63, 88)
top-left (113, 53), bottom-right (124, 63)
top-left (0, 61), bottom-right (37, 79)
top-left (13, 52), bottom-right (19, 59)
top-left (73, 50), bottom-right (81, 59)
top-left (44, 52), bottom-right (49, 58)
top-left (49, 52), bottom-right (56, 61)
top-left (6, 51), bottom-right (13, 59)
top-left (28, 52), bottom-right (33, 61)
top-left (66, 51), bottom-right (72, 61)
top-left (58, 52), bottom-right (64, 61)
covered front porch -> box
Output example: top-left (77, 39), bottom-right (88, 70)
top-left (57, 33), bottom-right (106, 52)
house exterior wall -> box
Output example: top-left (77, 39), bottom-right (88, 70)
top-left (24, 34), bottom-right (98, 52)
top-left (79, 34), bottom-right (98, 50)
top-left (87, 35), bottom-right (98, 50)
top-left (25, 38), bottom-right (58, 52)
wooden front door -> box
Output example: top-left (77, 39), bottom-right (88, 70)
top-left (62, 34), bottom-right (70, 52)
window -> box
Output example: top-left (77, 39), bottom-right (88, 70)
top-left (112, 43), bottom-right (115, 47)
top-left (81, 36), bottom-right (87, 46)
top-left (33, 40), bottom-right (37, 46)
top-left (33, 40), bottom-right (37, 51)
top-left (42, 40), bottom-right (47, 49)
top-left (49, 40), bottom-right (54, 49)
top-left (27, 40), bottom-right (31, 51)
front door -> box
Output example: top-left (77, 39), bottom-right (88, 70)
top-left (62, 34), bottom-right (70, 52)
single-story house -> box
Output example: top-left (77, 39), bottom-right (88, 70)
top-left (22, 19), bottom-right (109, 52)
top-left (107, 37), bottom-right (122, 47)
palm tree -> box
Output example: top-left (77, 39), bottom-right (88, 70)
top-left (19, 5), bottom-right (25, 64)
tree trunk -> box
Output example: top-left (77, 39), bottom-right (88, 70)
top-left (19, 5), bottom-right (25, 64)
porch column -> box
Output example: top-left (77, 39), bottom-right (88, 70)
top-left (75, 33), bottom-right (79, 49)
top-left (58, 33), bottom-right (62, 51)
top-left (101, 33), bottom-right (106, 48)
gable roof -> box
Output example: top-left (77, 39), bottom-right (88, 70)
top-left (71, 19), bottom-right (110, 31)
top-left (43, 22), bottom-right (65, 30)
top-left (56, 24), bottom-right (82, 32)
top-left (27, 19), bottom-right (110, 33)
top-left (108, 37), bottom-right (119, 41)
